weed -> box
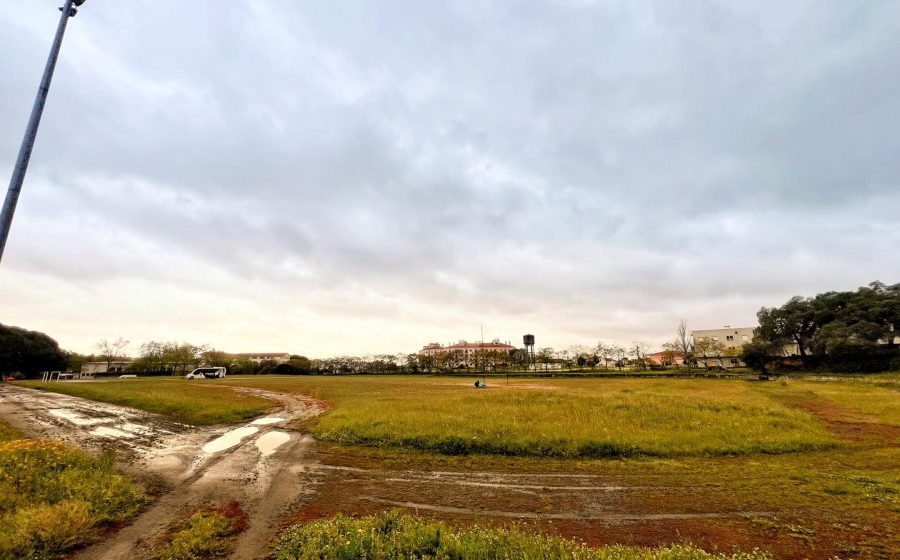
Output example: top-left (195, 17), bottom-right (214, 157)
top-left (0, 438), bottom-right (143, 560)
top-left (274, 510), bottom-right (773, 559)
top-left (155, 502), bottom-right (247, 560)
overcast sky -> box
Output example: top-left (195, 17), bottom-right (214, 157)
top-left (1, 1), bottom-right (898, 358)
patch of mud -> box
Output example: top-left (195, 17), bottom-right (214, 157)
top-left (779, 395), bottom-right (900, 445)
top-left (91, 426), bottom-right (136, 439)
top-left (251, 416), bottom-right (286, 426)
top-left (0, 384), bottom-right (326, 560)
top-left (363, 497), bottom-right (771, 522)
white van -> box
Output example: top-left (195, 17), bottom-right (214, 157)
top-left (185, 367), bottom-right (227, 380)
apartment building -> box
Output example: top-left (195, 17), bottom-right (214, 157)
top-left (691, 326), bottom-right (755, 368)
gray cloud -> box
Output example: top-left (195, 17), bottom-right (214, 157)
top-left (1, 1), bottom-right (898, 356)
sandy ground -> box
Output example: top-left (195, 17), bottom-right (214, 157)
top-left (0, 383), bottom-right (324, 560)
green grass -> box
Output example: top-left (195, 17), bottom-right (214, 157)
top-left (0, 430), bottom-right (144, 560)
top-left (0, 417), bottom-right (21, 442)
top-left (18, 378), bottom-right (272, 426)
top-left (221, 376), bottom-right (838, 458)
top-left (754, 377), bottom-right (900, 426)
top-left (155, 502), bottom-right (247, 560)
top-left (274, 511), bottom-right (773, 560)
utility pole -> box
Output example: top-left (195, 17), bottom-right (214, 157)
top-left (0, 0), bottom-right (85, 263)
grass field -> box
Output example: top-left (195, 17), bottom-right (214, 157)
top-left (9, 375), bottom-right (899, 558)
top-left (0, 418), bottom-right (144, 560)
top-left (19, 378), bottom-right (272, 425)
top-left (755, 378), bottom-right (900, 427)
top-left (215, 376), bottom-right (839, 457)
top-left (274, 510), bottom-right (773, 560)
top-left (19, 375), bottom-right (899, 458)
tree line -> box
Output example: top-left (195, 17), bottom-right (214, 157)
top-left (742, 281), bottom-right (900, 373)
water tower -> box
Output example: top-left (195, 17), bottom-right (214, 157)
top-left (523, 334), bottom-right (535, 368)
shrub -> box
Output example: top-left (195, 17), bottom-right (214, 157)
top-left (274, 511), bottom-right (773, 560)
top-left (0, 439), bottom-right (143, 560)
top-left (155, 502), bottom-right (247, 560)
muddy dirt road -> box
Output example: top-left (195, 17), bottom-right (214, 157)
top-left (0, 384), bottom-right (324, 560)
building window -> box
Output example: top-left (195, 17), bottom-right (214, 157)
top-left (726, 335), bottom-right (734, 342)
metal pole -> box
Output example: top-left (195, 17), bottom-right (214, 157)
top-left (0, 0), bottom-right (77, 263)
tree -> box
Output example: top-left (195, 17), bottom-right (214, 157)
top-left (610, 345), bottom-right (627, 371)
top-left (694, 338), bottom-right (727, 369)
top-left (629, 341), bottom-right (650, 370)
top-left (753, 281), bottom-right (900, 371)
top-left (65, 351), bottom-right (91, 374)
top-left (741, 339), bottom-right (781, 374)
top-left (0, 324), bottom-right (67, 378)
top-left (595, 342), bottom-right (612, 370)
top-left (94, 337), bottom-right (130, 373)
top-left (536, 347), bottom-right (555, 364)
top-left (660, 342), bottom-right (681, 367)
top-left (286, 356), bottom-right (312, 374)
top-left (673, 319), bottom-right (693, 371)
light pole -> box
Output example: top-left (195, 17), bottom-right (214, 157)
top-left (0, 0), bottom-right (85, 263)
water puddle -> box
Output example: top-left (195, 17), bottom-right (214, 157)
top-left (250, 417), bottom-right (286, 426)
top-left (91, 426), bottom-right (135, 438)
top-left (255, 431), bottom-right (290, 456)
top-left (49, 409), bottom-right (113, 426)
top-left (202, 426), bottom-right (259, 454)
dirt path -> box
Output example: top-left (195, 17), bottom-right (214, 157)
top-left (0, 384), bottom-right (324, 560)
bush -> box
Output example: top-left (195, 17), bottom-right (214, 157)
top-left (0, 439), bottom-right (143, 560)
top-left (274, 511), bottom-right (773, 560)
top-left (155, 502), bottom-right (247, 560)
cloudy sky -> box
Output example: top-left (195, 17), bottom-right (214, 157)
top-left (1, 1), bottom-right (898, 358)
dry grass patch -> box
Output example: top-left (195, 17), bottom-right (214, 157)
top-left (221, 376), bottom-right (837, 458)
top-left (0, 419), bottom-right (143, 560)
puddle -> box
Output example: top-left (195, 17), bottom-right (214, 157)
top-left (202, 426), bottom-right (259, 454)
top-left (255, 431), bottom-right (290, 456)
top-left (250, 417), bottom-right (286, 426)
top-left (49, 409), bottom-right (113, 426)
top-left (91, 426), bottom-right (136, 438)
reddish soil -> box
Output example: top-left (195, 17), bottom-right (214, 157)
top-left (778, 395), bottom-right (900, 445)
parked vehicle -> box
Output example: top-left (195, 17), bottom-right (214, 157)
top-left (185, 367), bottom-right (227, 380)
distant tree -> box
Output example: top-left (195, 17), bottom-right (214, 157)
top-left (595, 342), bottom-right (613, 370)
top-left (611, 345), bottom-right (627, 370)
top-left (286, 356), bottom-right (312, 374)
top-left (65, 351), bottom-right (90, 373)
top-left (659, 342), bottom-right (681, 367)
top-left (201, 349), bottom-right (229, 366)
top-left (694, 338), bottom-right (727, 369)
top-left (536, 347), bottom-right (555, 364)
top-left (741, 339), bottom-right (781, 374)
top-left (629, 342), bottom-right (650, 370)
top-left (753, 281), bottom-right (900, 371)
top-left (0, 324), bottom-right (67, 378)
top-left (94, 337), bottom-right (130, 373)
top-left (673, 319), bottom-right (693, 371)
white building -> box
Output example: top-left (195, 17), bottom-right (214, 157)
top-left (81, 361), bottom-right (132, 375)
top-left (691, 326), bottom-right (755, 368)
top-left (233, 352), bottom-right (291, 364)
